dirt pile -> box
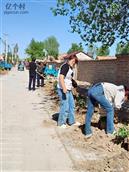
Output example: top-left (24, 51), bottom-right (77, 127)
top-left (43, 79), bottom-right (129, 172)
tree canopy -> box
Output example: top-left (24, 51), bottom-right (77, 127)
top-left (25, 36), bottom-right (59, 59)
top-left (116, 42), bottom-right (129, 54)
top-left (121, 43), bottom-right (129, 54)
top-left (67, 43), bottom-right (83, 54)
top-left (116, 43), bottom-right (123, 54)
top-left (51, 0), bottom-right (129, 46)
top-left (97, 45), bottom-right (110, 56)
top-left (44, 36), bottom-right (59, 58)
top-left (25, 39), bottom-right (44, 59)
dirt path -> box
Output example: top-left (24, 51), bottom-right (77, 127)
top-left (0, 68), bottom-right (77, 172)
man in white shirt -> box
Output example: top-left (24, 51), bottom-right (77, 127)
top-left (85, 82), bottom-right (129, 138)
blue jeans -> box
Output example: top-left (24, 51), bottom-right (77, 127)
top-left (57, 88), bottom-right (75, 126)
top-left (85, 83), bottom-right (114, 135)
top-left (37, 73), bottom-right (44, 87)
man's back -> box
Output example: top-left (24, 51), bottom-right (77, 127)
top-left (29, 61), bottom-right (36, 76)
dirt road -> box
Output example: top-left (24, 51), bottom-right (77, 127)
top-left (0, 68), bottom-right (76, 172)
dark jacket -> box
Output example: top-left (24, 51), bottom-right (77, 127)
top-left (29, 61), bottom-right (37, 76)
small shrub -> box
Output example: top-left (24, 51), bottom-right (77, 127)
top-left (115, 126), bottom-right (129, 139)
top-left (76, 95), bottom-right (86, 109)
top-left (113, 125), bottom-right (129, 151)
top-left (53, 80), bottom-right (58, 94)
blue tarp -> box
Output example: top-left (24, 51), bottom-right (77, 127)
top-left (44, 64), bottom-right (58, 77)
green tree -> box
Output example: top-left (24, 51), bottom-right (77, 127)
top-left (116, 43), bottom-right (123, 54)
top-left (44, 36), bottom-right (59, 59)
top-left (97, 45), bottom-right (110, 56)
top-left (7, 52), bottom-right (12, 63)
top-left (116, 42), bottom-right (129, 54)
top-left (67, 43), bottom-right (83, 54)
top-left (25, 39), bottom-right (44, 59)
top-left (121, 42), bottom-right (129, 54)
top-left (51, 0), bottom-right (129, 46)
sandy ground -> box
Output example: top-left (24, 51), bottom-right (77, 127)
top-left (0, 67), bottom-right (77, 172)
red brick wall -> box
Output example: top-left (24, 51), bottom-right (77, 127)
top-left (77, 60), bottom-right (117, 84)
top-left (116, 55), bottom-right (129, 86)
top-left (77, 55), bottom-right (129, 86)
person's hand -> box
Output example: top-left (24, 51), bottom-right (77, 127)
top-left (63, 87), bottom-right (67, 94)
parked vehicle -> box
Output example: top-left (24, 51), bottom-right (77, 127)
top-left (18, 62), bottom-right (24, 71)
top-left (0, 61), bottom-right (12, 70)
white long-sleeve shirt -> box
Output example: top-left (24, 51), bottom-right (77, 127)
top-left (102, 83), bottom-right (125, 109)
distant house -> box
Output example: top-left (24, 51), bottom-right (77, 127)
top-left (96, 56), bottom-right (116, 60)
top-left (42, 52), bottom-right (93, 63)
top-left (63, 51), bottom-right (93, 61)
top-left (54, 53), bottom-right (68, 63)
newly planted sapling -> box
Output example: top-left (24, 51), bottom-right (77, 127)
top-left (115, 126), bottom-right (129, 139)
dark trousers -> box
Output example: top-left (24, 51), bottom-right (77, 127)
top-left (37, 73), bottom-right (44, 87)
top-left (29, 75), bottom-right (36, 90)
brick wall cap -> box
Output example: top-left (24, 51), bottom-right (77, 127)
top-left (116, 54), bottom-right (129, 58)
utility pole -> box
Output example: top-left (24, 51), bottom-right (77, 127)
top-left (11, 44), bottom-right (14, 63)
top-left (3, 33), bottom-right (8, 61)
top-left (0, 37), bottom-right (6, 58)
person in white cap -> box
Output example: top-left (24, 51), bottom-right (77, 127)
top-left (85, 82), bottom-right (129, 138)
